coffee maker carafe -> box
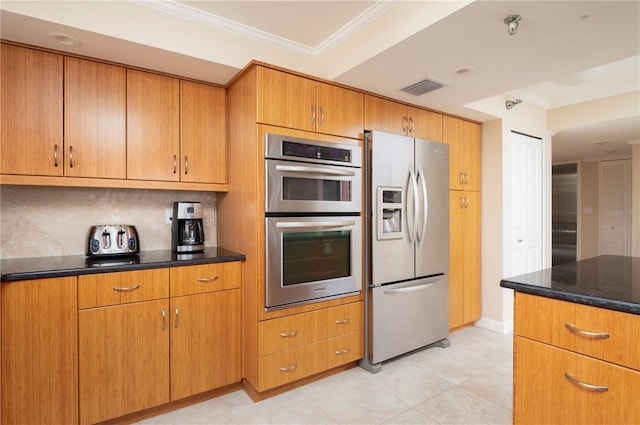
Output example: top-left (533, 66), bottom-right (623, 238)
top-left (172, 202), bottom-right (205, 252)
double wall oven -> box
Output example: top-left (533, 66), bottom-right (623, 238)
top-left (264, 133), bottom-right (363, 310)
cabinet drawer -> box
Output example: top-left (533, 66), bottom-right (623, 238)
top-left (515, 336), bottom-right (640, 425)
top-left (78, 269), bottom-right (169, 309)
top-left (515, 292), bottom-right (640, 370)
top-left (258, 302), bottom-right (363, 356)
top-left (257, 331), bottom-right (363, 391)
top-left (170, 261), bottom-right (241, 297)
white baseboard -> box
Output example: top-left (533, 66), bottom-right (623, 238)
top-left (475, 317), bottom-right (514, 334)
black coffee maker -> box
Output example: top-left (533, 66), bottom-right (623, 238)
top-left (171, 202), bottom-right (205, 253)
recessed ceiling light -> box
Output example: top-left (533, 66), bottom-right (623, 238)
top-left (51, 33), bottom-right (80, 47)
top-left (455, 67), bottom-right (474, 75)
top-left (594, 141), bottom-right (611, 146)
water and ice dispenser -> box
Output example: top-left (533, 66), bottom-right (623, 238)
top-left (376, 187), bottom-right (403, 240)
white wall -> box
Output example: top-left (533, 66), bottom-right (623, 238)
top-left (0, 186), bottom-right (217, 259)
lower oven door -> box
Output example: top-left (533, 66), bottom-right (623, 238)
top-left (265, 216), bottom-right (362, 310)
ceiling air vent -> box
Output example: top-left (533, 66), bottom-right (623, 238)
top-left (401, 77), bottom-right (445, 96)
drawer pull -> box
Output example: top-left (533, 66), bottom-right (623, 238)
top-left (279, 330), bottom-right (298, 337)
top-left (565, 323), bottom-right (610, 339)
top-left (279, 363), bottom-right (297, 372)
top-left (335, 318), bottom-right (350, 324)
top-left (335, 348), bottom-right (350, 355)
top-left (112, 284), bottom-right (140, 292)
top-left (564, 373), bottom-right (608, 392)
top-left (196, 276), bottom-right (219, 283)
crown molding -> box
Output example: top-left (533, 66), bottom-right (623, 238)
top-left (132, 0), bottom-right (399, 59)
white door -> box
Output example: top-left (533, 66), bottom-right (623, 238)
top-left (510, 131), bottom-right (543, 275)
top-left (599, 159), bottom-right (632, 255)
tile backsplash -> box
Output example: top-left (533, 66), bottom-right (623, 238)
top-left (0, 186), bottom-right (217, 259)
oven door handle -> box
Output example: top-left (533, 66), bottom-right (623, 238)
top-left (275, 164), bottom-right (356, 176)
top-left (276, 220), bottom-right (356, 229)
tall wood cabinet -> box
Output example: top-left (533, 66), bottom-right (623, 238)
top-left (1, 277), bottom-right (78, 425)
top-left (0, 44), bottom-right (63, 176)
top-left (513, 293), bottom-right (640, 424)
top-left (256, 66), bottom-right (363, 139)
top-left (444, 116), bottom-right (482, 329)
top-left (364, 94), bottom-right (443, 141)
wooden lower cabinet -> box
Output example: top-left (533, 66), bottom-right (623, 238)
top-left (170, 289), bottom-right (241, 400)
top-left (79, 299), bottom-right (170, 424)
top-left (515, 336), bottom-right (640, 424)
top-left (256, 302), bottom-right (364, 392)
top-left (1, 277), bottom-right (78, 425)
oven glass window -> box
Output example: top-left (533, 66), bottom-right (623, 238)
top-left (282, 230), bottom-right (351, 285)
top-left (282, 177), bottom-right (351, 202)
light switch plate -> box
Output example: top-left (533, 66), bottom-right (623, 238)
top-left (165, 208), bottom-right (173, 224)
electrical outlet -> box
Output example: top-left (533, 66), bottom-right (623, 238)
top-left (165, 208), bottom-right (173, 225)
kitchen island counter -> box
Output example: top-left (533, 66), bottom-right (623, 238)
top-left (0, 247), bottom-right (245, 282)
top-left (500, 255), bottom-right (640, 315)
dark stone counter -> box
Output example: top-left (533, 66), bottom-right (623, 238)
top-left (500, 255), bottom-right (640, 315)
top-left (0, 248), bottom-right (245, 282)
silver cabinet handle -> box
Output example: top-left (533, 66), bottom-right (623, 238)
top-left (184, 155), bottom-right (188, 175)
top-left (335, 348), bottom-right (350, 355)
top-left (459, 172), bottom-right (464, 185)
top-left (279, 330), bottom-right (298, 337)
top-left (464, 172), bottom-right (469, 185)
top-left (565, 323), bottom-right (610, 339)
top-left (279, 363), bottom-right (297, 372)
top-left (161, 308), bottom-right (166, 331)
top-left (173, 155), bottom-right (177, 174)
top-left (69, 146), bottom-right (74, 168)
top-left (319, 106), bottom-right (325, 125)
top-left (53, 144), bottom-right (59, 167)
top-left (310, 105), bottom-right (316, 125)
top-left (197, 276), bottom-right (219, 283)
top-left (112, 284), bottom-right (140, 292)
top-left (174, 306), bottom-right (179, 328)
top-left (408, 117), bottom-right (414, 134)
top-left (402, 116), bottom-right (408, 132)
top-left (275, 164), bottom-right (356, 176)
top-left (564, 373), bottom-right (608, 392)
top-left (335, 318), bottom-right (350, 324)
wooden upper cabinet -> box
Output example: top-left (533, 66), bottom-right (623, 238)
top-left (256, 66), bottom-right (363, 139)
top-left (1, 44), bottom-right (63, 176)
top-left (364, 95), bottom-right (442, 141)
top-left (64, 57), bottom-right (126, 178)
top-left (180, 81), bottom-right (226, 184)
top-left (443, 115), bottom-right (481, 191)
top-left (127, 69), bottom-right (180, 181)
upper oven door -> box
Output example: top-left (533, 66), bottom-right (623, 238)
top-left (266, 159), bottom-right (362, 213)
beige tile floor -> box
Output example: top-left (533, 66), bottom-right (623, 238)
top-left (140, 326), bottom-right (513, 425)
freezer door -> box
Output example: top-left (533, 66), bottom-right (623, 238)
top-left (415, 139), bottom-right (449, 277)
top-left (370, 275), bottom-right (449, 364)
top-left (370, 131), bottom-right (415, 285)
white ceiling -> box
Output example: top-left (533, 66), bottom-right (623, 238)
top-left (1, 0), bottom-right (638, 163)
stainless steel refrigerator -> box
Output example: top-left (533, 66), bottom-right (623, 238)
top-left (360, 130), bottom-right (450, 373)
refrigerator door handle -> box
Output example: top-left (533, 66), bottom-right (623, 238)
top-left (407, 167), bottom-right (418, 242)
top-left (416, 168), bottom-right (428, 242)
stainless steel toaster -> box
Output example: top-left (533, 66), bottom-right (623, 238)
top-left (86, 225), bottom-right (139, 257)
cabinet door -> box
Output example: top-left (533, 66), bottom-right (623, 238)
top-left (1, 44), bottom-right (63, 176)
top-left (127, 69), bottom-right (180, 181)
top-left (462, 120), bottom-right (481, 191)
top-left (64, 57), bottom-right (126, 178)
top-left (1, 277), bottom-right (77, 425)
top-left (316, 82), bottom-right (363, 139)
top-left (515, 337), bottom-right (640, 425)
top-left (257, 67), bottom-right (316, 132)
top-left (443, 115), bottom-right (463, 190)
top-left (364, 95), bottom-right (408, 135)
top-left (449, 191), bottom-right (481, 329)
top-left (79, 299), bottom-right (170, 424)
top-left (170, 289), bottom-right (241, 400)
top-left (409, 107), bottom-right (443, 142)
top-left (180, 81), bottom-right (226, 183)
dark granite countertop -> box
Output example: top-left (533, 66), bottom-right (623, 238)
top-left (0, 248), bottom-right (245, 282)
top-left (500, 255), bottom-right (640, 315)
